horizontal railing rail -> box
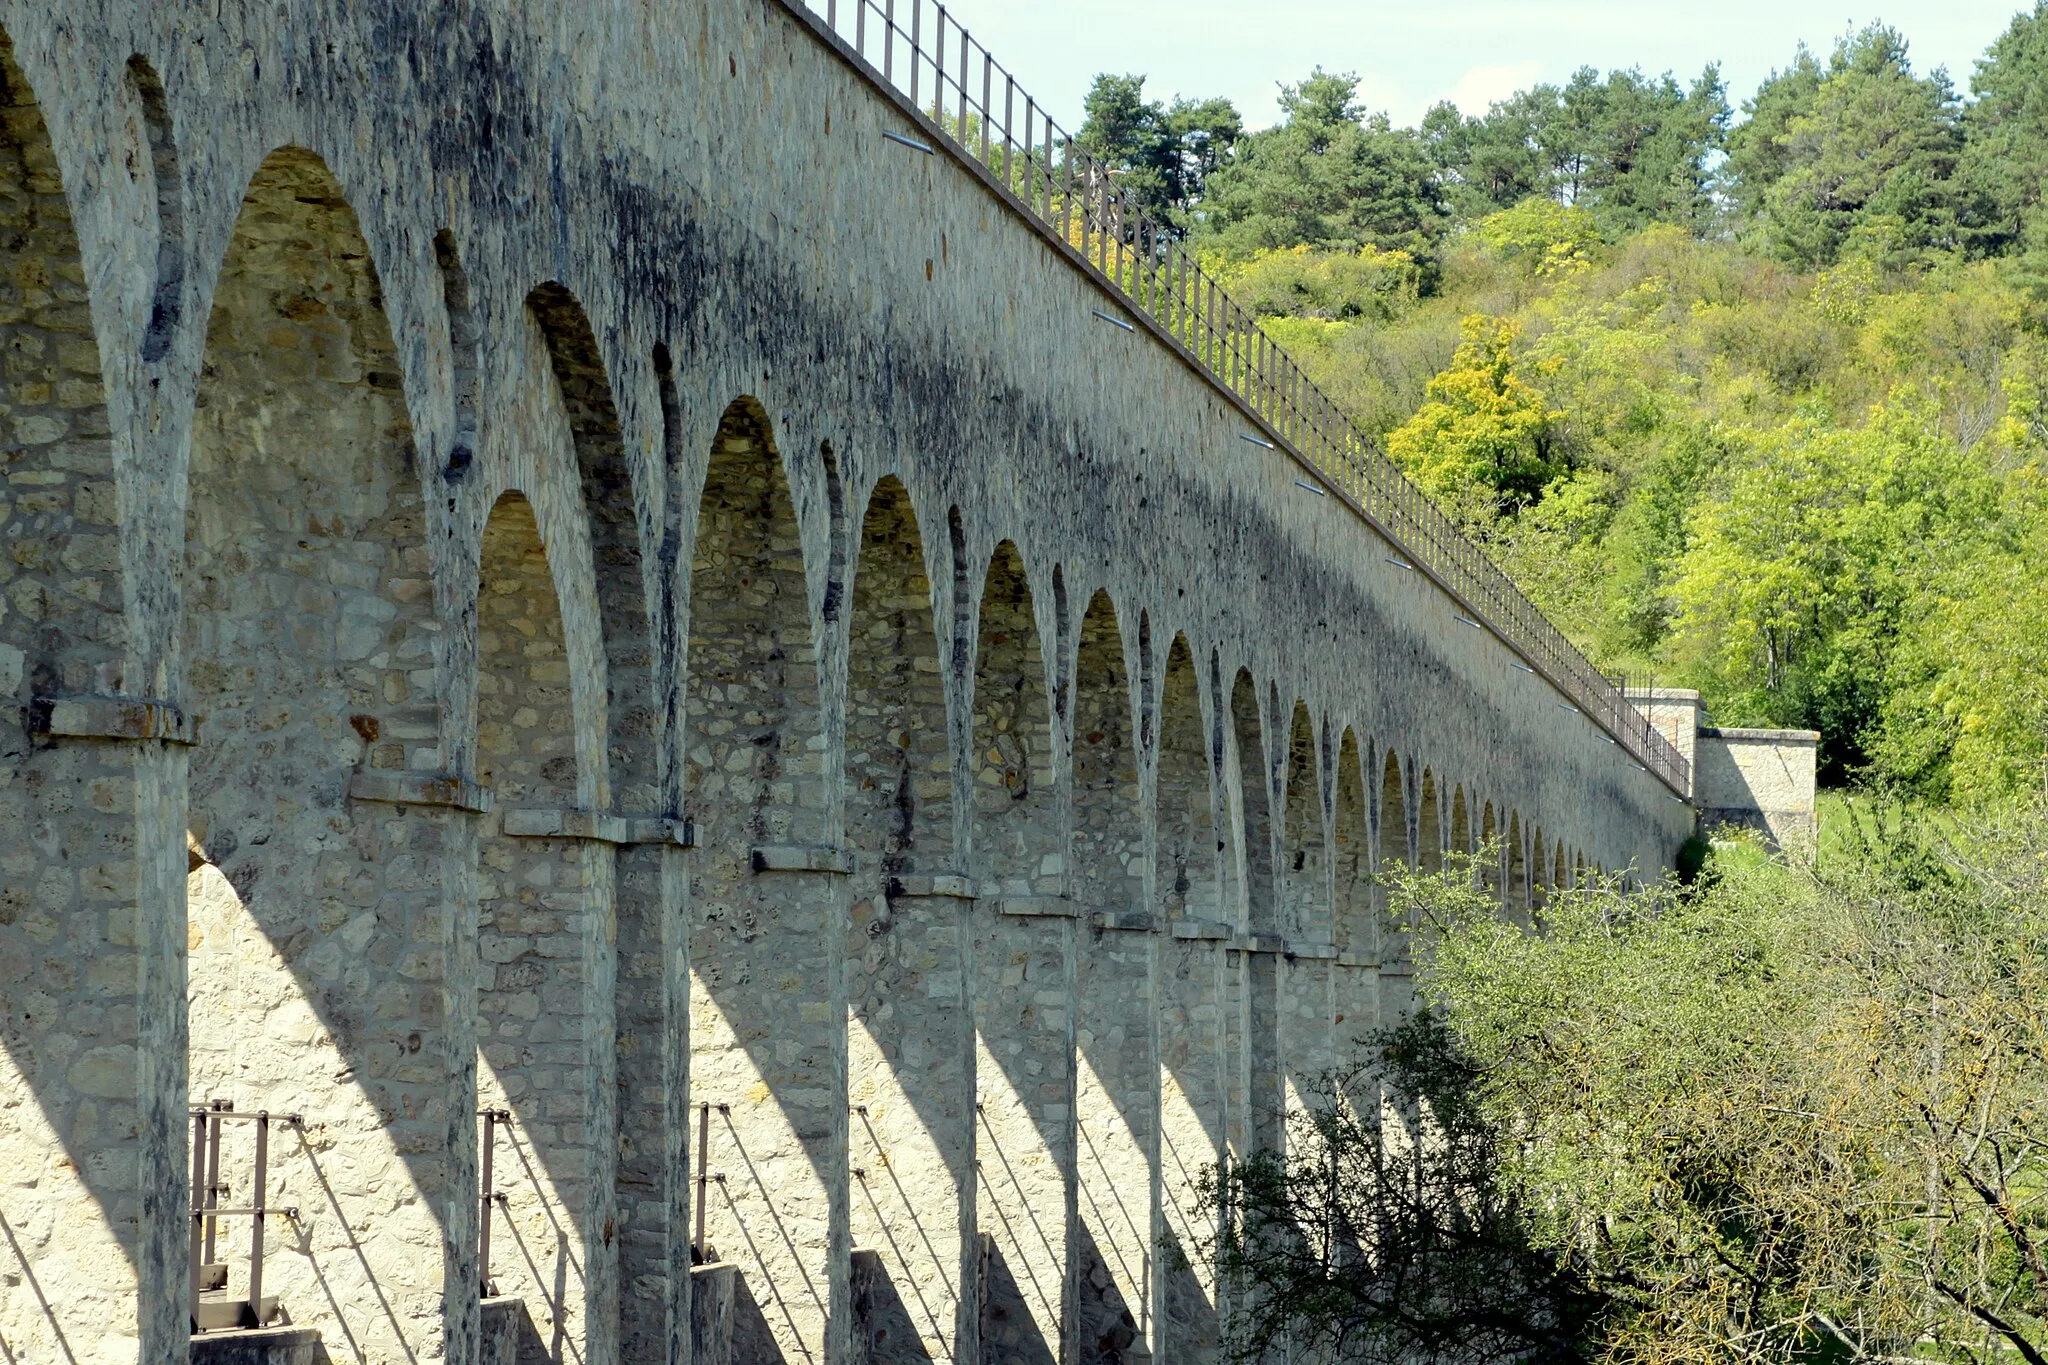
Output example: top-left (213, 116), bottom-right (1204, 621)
top-left (782, 0), bottom-right (1690, 797)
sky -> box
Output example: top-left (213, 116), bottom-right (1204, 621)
top-left (928, 0), bottom-right (2030, 133)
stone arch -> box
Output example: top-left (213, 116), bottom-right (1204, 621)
top-left (685, 398), bottom-right (832, 1365)
top-left (1157, 633), bottom-right (1223, 1361)
top-left (473, 489), bottom-right (609, 1354)
top-left (1073, 589), bottom-right (1152, 1364)
top-left (1481, 802), bottom-right (1500, 900)
top-left (1229, 670), bottom-right (1274, 934)
top-left (1506, 811), bottom-right (1527, 915)
top-left (1158, 636), bottom-right (1218, 931)
top-left (432, 231), bottom-right (478, 479)
top-left (1333, 731), bottom-right (1371, 959)
top-left (181, 145), bottom-right (450, 1359)
top-left (524, 281), bottom-right (657, 812)
top-left (1376, 751), bottom-right (1414, 1020)
top-left (1450, 784), bottom-right (1470, 857)
top-left (127, 54), bottom-right (184, 361)
top-left (969, 540), bottom-right (1068, 1363)
top-left (841, 475), bottom-right (963, 1361)
top-left (1417, 768), bottom-right (1442, 873)
top-left (0, 32), bottom-right (145, 1363)
top-left (1377, 749), bottom-right (1408, 871)
top-left (1281, 702), bottom-right (1327, 942)
top-left (1555, 841), bottom-right (1569, 894)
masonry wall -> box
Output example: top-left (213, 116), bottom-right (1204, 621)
top-left (0, 1), bottom-right (1693, 1363)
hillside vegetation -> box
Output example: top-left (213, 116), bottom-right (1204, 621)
top-left (1082, 9), bottom-right (2048, 800)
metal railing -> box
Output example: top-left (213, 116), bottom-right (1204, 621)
top-left (188, 1101), bottom-right (300, 1333)
top-left (777, 0), bottom-right (1691, 796)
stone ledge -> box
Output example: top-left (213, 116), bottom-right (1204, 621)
top-left (1169, 918), bottom-right (1232, 941)
top-left (752, 844), bottom-right (851, 873)
top-left (1335, 951), bottom-right (1379, 969)
top-left (996, 896), bottom-right (1077, 918)
top-left (1701, 725), bottom-right (1820, 744)
top-left (29, 693), bottom-right (195, 745)
top-left (1286, 940), bottom-right (1339, 960)
top-left (504, 808), bottom-right (694, 845)
top-left (188, 1325), bottom-right (323, 1365)
top-left (887, 873), bottom-right (977, 900)
top-left (1229, 932), bottom-right (1289, 954)
top-left (1090, 910), bottom-right (1156, 933)
top-left (348, 769), bottom-right (493, 813)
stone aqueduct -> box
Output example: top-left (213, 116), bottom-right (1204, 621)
top-left (0, 0), bottom-right (1694, 1361)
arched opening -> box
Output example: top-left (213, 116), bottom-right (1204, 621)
top-left (1333, 732), bottom-right (1371, 964)
top-left (474, 491), bottom-right (601, 1353)
top-left (1506, 812), bottom-right (1527, 918)
top-left (1158, 637), bottom-right (1219, 932)
top-left (1531, 824), bottom-right (1550, 912)
top-left (1555, 841), bottom-right (1569, 894)
top-left (1230, 671), bottom-right (1275, 935)
top-left (968, 542), bottom-right (1067, 1363)
top-left (433, 232), bottom-right (478, 479)
top-left (1377, 751), bottom-right (1408, 872)
top-left (1278, 701), bottom-right (1332, 1159)
top-left (1377, 751), bottom-right (1413, 1021)
top-left (685, 400), bottom-right (831, 1364)
top-left (1157, 635), bottom-right (1223, 1359)
top-left (0, 34), bottom-right (142, 1362)
top-left (1281, 703), bottom-right (1327, 942)
top-left (1416, 769), bottom-right (1442, 874)
top-left (182, 147), bottom-right (446, 1357)
top-left (1450, 785), bottom-right (1470, 858)
top-left (1073, 590), bottom-right (1151, 1363)
top-left (1481, 803), bottom-right (1500, 901)
top-left (1229, 671), bottom-right (1282, 1156)
top-left (842, 476), bottom-right (961, 1360)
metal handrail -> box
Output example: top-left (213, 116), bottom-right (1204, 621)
top-left (778, 0), bottom-right (1691, 796)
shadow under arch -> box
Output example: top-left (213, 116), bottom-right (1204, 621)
top-left (1155, 634), bottom-right (1224, 1365)
top-left (0, 28), bottom-right (154, 1364)
top-left (684, 397), bottom-right (836, 1365)
top-left (968, 540), bottom-right (1067, 1365)
top-left (1071, 589), bottom-right (1152, 1365)
top-left (1450, 785), bottom-right (1470, 858)
top-left (182, 144), bottom-right (452, 1361)
top-left (841, 474), bottom-right (965, 1364)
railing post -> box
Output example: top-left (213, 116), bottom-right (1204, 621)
top-left (907, 0), bottom-right (920, 107)
top-left (882, 0), bottom-right (894, 81)
top-left (247, 1113), bottom-right (269, 1325)
top-left (202, 1098), bottom-right (225, 1265)
top-left (479, 1109), bottom-right (501, 1293)
top-left (694, 1101), bottom-right (712, 1262)
top-left (1001, 74), bottom-right (1014, 191)
top-left (188, 1109), bottom-right (208, 1330)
